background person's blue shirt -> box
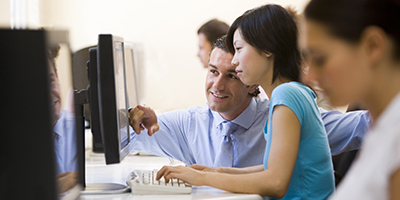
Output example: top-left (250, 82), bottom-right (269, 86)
top-left (264, 82), bottom-right (334, 200)
top-left (53, 110), bottom-right (77, 174)
top-left (129, 95), bottom-right (369, 168)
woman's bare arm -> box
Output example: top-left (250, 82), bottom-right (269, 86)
top-left (158, 105), bottom-right (301, 198)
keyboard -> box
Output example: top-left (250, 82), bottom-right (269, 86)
top-left (126, 169), bottom-right (192, 195)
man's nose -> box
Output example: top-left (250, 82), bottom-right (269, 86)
top-left (213, 76), bottom-right (226, 91)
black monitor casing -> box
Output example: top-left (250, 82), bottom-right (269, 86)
top-left (0, 29), bottom-right (58, 200)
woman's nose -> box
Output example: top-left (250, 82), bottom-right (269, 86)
top-left (231, 56), bottom-right (239, 67)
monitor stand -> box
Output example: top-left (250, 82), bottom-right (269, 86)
top-left (82, 183), bottom-right (130, 194)
top-left (75, 89), bottom-right (130, 194)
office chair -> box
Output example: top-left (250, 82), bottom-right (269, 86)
top-left (332, 149), bottom-right (359, 186)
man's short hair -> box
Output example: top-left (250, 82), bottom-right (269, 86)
top-left (210, 35), bottom-right (260, 97)
top-left (197, 19), bottom-right (230, 44)
top-left (210, 34), bottom-right (229, 54)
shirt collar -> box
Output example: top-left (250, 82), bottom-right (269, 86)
top-left (211, 97), bottom-right (257, 130)
top-left (53, 110), bottom-right (66, 137)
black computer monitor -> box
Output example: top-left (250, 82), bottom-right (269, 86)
top-left (97, 34), bottom-right (132, 165)
top-left (71, 45), bottom-right (97, 127)
top-left (87, 42), bottom-right (140, 154)
top-left (0, 29), bottom-right (80, 199)
top-left (76, 34), bottom-right (132, 194)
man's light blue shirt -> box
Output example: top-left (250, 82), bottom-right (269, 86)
top-left (131, 97), bottom-right (370, 167)
top-left (53, 110), bottom-right (78, 174)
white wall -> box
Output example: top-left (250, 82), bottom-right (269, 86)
top-left (0, 0), bottom-right (10, 27)
top-left (39, 0), bottom-right (310, 113)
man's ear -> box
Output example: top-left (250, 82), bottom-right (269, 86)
top-left (360, 26), bottom-right (387, 67)
top-left (248, 84), bottom-right (258, 93)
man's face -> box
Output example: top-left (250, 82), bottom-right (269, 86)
top-left (205, 48), bottom-right (256, 121)
top-left (197, 33), bottom-right (212, 68)
top-left (48, 60), bottom-right (62, 126)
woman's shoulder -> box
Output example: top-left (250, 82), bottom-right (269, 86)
top-left (270, 82), bottom-right (317, 109)
top-left (272, 82), bottom-right (309, 97)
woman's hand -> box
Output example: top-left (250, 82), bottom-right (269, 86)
top-left (156, 165), bottom-right (207, 186)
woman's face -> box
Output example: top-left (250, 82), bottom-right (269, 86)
top-left (231, 29), bottom-right (273, 86)
top-left (304, 20), bottom-right (372, 107)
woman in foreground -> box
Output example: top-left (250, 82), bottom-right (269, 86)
top-left (303, 0), bottom-right (400, 199)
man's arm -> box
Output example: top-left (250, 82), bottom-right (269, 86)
top-left (320, 108), bottom-right (371, 155)
top-left (128, 105), bottom-right (195, 165)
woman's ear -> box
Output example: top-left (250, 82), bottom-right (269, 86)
top-left (360, 26), bottom-right (387, 67)
top-left (265, 52), bottom-right (273, 57)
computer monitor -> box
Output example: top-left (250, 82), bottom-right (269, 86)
top-left (77, 35), bottom-right (133, 194)
top-left (97, 34), bottom-right (132, 165)
top-left (0, 29), bottom-right (80, 199)
top-left (87, 42), bottom-right (140, 154)
top-left (76, 34), bottom-right (131, 194)
top-left (71, 45), bottom-right (97, 126)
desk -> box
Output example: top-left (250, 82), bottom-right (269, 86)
top-left (80, 149), bottom-right (263, 200)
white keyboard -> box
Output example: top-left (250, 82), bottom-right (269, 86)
top-left (127, 169), bottom-right (192, 195)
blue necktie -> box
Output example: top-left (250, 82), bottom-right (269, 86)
top-left (214, 121), bottom-right (237, 167)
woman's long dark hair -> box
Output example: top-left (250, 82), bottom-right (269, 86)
top-left (304, 0), bottom-right (400, 61)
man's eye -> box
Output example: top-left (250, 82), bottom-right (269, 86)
top-left (210, 70), bottom-right (218, 74)
top-left (229, 75), bottom-right (238, 79)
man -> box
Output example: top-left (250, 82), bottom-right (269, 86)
top-left (129, 36), bottom-right (370, 168)
top-left (48, 45), bottom-right (78, 193)
top-left (197, 19), bottom-right (230, 68)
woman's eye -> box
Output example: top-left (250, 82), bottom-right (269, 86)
top-left (312, 56), bottom-right (326, 67)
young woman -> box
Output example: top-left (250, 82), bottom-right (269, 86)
top-left (303, 0), bottom-right (400, 199)
top-left (156, 4), bottom-right (334, 199)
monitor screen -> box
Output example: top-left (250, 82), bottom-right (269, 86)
top-left (124, 42), bottom-right (140, 108)
top-left (97, 34), bottom-right (131, 164)
top-left (113, 40), bottom-right (130, 148)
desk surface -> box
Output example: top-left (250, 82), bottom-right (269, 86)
top-left (80, 145), bottom-right (263, 200)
